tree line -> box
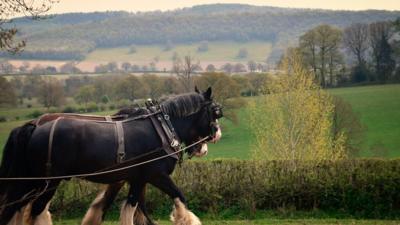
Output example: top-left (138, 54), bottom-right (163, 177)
top-left (288, 19), bottom-right (400, 87)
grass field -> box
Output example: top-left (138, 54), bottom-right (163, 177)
top-left (54, 218), bottom-right (400, 225)
top-left (1, 84), bottom-right (399, 158)
top-left (206, 84), bottom-right (400, 158)
top-left (328, 84), bottom-right (400, 157)
top-left (85, 41), bottom-right (272, 63)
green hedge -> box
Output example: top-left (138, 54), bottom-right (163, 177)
top-left (50, 159), bottom-right (400, 218)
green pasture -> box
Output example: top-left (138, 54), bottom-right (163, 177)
top-left (328, 84), bottom-right (400, 157)
top-left (207, 84), bottom-right (400, 158)
top-left (84, 41), bottom-right (272, 62)
top-left (1, 84), bottom-right (400, 158)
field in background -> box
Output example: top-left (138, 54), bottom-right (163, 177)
top-left (6, 41), bottom-right (272, 72)
top-left (1, 84), bottom-right (399, 158)
top-left (85, 41), bottom-right (272, 63)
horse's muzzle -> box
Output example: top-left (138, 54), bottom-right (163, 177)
top-left (193, 143), bottom-right (208, 157)
top-left (210, 122), bottom-right (222, 143)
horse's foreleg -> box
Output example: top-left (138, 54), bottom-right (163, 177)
top-left (150, 174), bottom-right (201, 225)
top-left (81, 182), bottom-right (125, 225)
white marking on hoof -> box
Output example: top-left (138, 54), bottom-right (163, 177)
top-left (170, 198), bottom-right (201, 225)
top-left (120, 201), bottom-right (137, 225)
top-left (81, 191), bottom-right (105, 225)
top-left (33, 203), bottom-right (52, 225)
top-left (133, 207), bottom-right (148, 225)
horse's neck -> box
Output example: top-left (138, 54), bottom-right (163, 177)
top-left (170, 115), bottom-right (196, 143)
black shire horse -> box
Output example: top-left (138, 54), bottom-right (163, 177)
top-left (0, 88), bottom-right (223, 225)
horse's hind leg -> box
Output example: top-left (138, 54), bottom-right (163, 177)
top-left (0, 182), bottom-right (36, 225)
top-left (81, 182), bottom-right (125, 225)
top-left (28, 180), bottom-right (60, 225)
top-left (120, 181), bottom-right (155, 225)
top-left (131, 183), bottom-right (156, 225)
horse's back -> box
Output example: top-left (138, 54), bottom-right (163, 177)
top-left (27, 118), bottom-right (117, 176)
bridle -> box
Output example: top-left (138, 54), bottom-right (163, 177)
top-left (185, 100), bottom-right (223, 158)
top-left (203, 100), bottom-right (223, 138)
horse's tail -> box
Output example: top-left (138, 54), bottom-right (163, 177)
top-left (0, 123), bottom-right (36, 224)
top-left (0, 123), bottom-right (36, 195)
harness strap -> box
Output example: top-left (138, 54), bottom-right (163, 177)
top-left (105, 116), bottom-right (112, 122)
top-left (149, 114), bottom-right (179, 160)
top-left (115, 121), bottom-right (126, 163)
top-left (46, 117), bottom-right (62, 176)
top-left (35, 113), bottom-right (49, 126)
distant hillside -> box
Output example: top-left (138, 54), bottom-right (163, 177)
top-left (3, 4), bottom-right (399, 62)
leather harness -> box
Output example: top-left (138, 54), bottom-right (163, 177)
top-left (43, 104), bottom-right (181, 176)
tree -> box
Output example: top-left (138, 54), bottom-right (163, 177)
top-left (94, 64), bottom-right (109, 73)
top-left (31, 64), bottom-right (46, 75)
top-left (75, 85), bottom-right (96, 108)
top-left (114, 75), bottom-right (146, 102)
top-left (247, 60), bottom-right (257, 72)
top-left (343, 23), bottom-right (369, 67)
top-left (23, 75), bottom-right (43, 99)
top-left (142, 74), bottom-right (163, 99)
top-left (19, 61), bottom-right (30, 73)
top-left (60, 62), bottom-right (81, 74)
top-left (221, 63), bottom-right (233, 74)
top-left (369, 21), bottom-right (395, 83)
top-left (233, 63), bottom-right (246, 73)
top-left (299, 25), bottom-right (343, 87)
top-left (172, 55), bottom-right (199, 92)
top-left (205, 64), bottom-right (216, 72)
top-left (121, 62), bottom-right (132, 72)
top-left (0, 76), bottom-right (17, 106)
top-left (332, 96), bottom-right (364, 157)
top-left (0, 61), bottom-right (14, 74)
top-left (163, 76), bottom-right (182, 94)
top-left (38, 78), bottom-right (65, 109)
top-left (106, 62), bottom-right (118, 73)
top-left (1, 0), bottom-right (56, 53)
top-left (249, 50), bottom-right (346, 168)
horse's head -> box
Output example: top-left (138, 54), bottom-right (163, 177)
top-left (160, 87), bottom-right (223, 158)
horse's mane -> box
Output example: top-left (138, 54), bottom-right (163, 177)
top-left (113, 92), bottom-right (205, 118)
top-left (113, 106), bottom-right (148, 117)
top-left (160, 92), bottom-right (205, 118)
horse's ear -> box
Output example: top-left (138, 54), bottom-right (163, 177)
top-left (203, 87), bottom-right (212, 100)
top-left (195, 86), bottom-right (200, 93)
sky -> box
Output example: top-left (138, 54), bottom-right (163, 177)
top-left (49, 0), bottom-right (400, 14)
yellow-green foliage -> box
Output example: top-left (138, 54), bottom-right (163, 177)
top-left (249, 51), bottom-right (346, 164)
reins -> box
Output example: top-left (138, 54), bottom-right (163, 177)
top-left (0, 136), bottom-right (209, 181)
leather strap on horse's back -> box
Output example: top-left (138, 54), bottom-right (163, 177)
top-left (115, 121), bottom-right (126, 163)
top-left (46, 117), bottom-right (62, 176)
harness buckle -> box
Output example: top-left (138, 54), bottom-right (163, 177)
top-left (171, 139), bottom-right (179, 148)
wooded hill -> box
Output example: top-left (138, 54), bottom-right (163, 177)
top-left (3, 4), bottom-right (399, 62)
